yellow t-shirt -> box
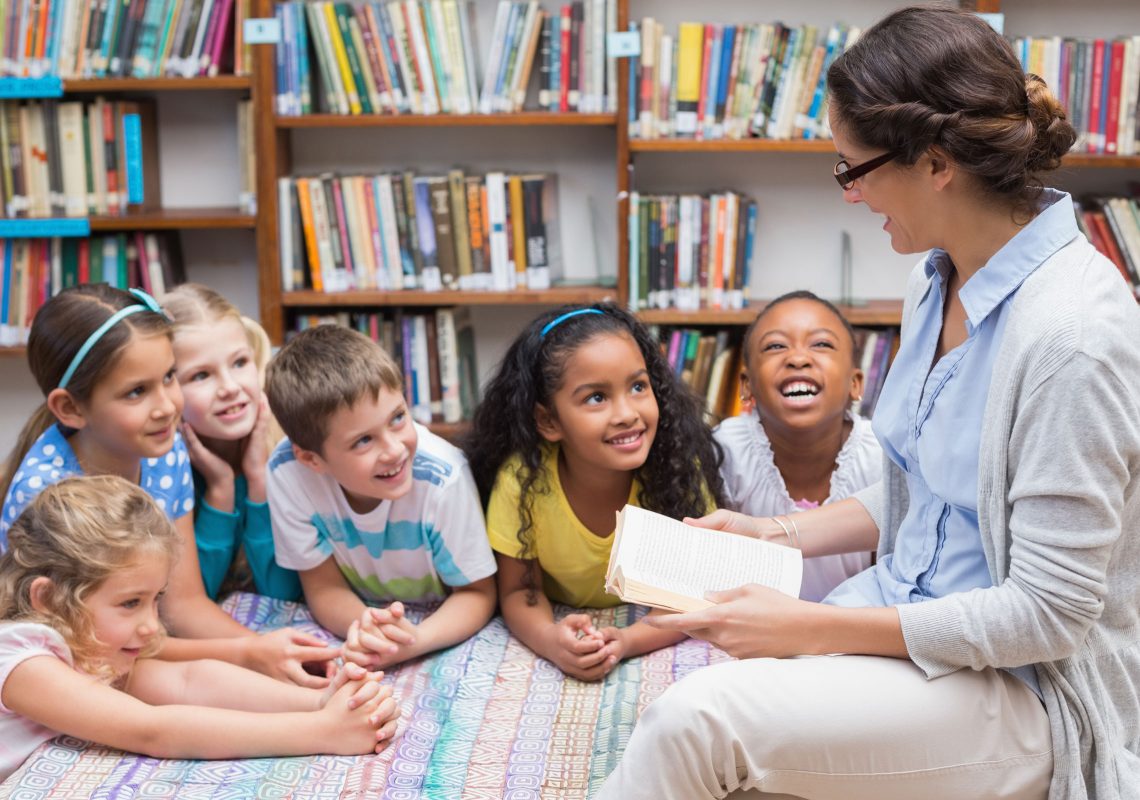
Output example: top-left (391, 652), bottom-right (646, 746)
top-left (486, 445), bottom-right (639, 608)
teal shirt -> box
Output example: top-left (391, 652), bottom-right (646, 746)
top-left (194, 470), bottom-right (302, 601)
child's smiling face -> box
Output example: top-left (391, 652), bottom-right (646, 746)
top-left (536, 332), bottom-right (660, 477)
top-left (743, 298), bottom-right (864, 434)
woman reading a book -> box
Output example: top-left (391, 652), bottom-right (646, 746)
top-left (597, 7), bottom-right (1140, 800)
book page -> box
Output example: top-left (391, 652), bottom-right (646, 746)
top-left (610, 506), bottom-right (803, 603)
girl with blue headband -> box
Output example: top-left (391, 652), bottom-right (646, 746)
top-left (464, 303), bottom-right (726, 681)
top-left (0, 284), bottom-right (338, 686)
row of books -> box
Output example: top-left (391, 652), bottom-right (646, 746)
top-left (1014, 36), bottom-right (1140, 157)
top-left (655, 326), bottom-right (742, 421)
top-left (0, 232), bottom-right (184, 345)
top-left (275, 0), bottom-right (615, 117)
top-left (291, 308), bottom-right (478, 424)
top-left (628, 20), bottom-right (860, 142)
top-left (277, 170), bottom-right (561, 294)
top-left (236, 97), bottom-right (255, 214)
top-left (0, 0), bottom-right (250, 79)
top-left (627, 190), bottom-right (758, 312)
top-left (1, 98), bottom-right (152, 219)
top-left (853, 326), bottom-right (894, 420)
top-left (1076, 194), bottom-right (1140, 299)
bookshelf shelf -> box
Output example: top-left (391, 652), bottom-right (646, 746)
top-left (637, 299), bottom-right (904, 327)
top-left (428, 420), bottom-right (472, 442)
top-left (629, 138), bottom-right (837, 154)
top-left (282, 287), bottom-right (618, 308)
top-left (276, 112), bottom-right (618, 129)
top-left (61, 76), bottom-right (252, 92)
top-left (0, 346), bottom-right (26, 359)
top-left (90, 207), bottom-right (256, 231)
top-left (1061, 154), bottom-right (1140, 168)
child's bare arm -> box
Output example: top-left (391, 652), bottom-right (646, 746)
top-left (496, 553), bottom-right (613, 681)
top-left (299, 556), bottom-right (369, 638)
top-left (163, 515), bottom-right (253, 639)
top-left (400, 576), bottom-right (496, 659)
top-left (598, 612), bottom-right (686, 662)
top-left (3, 656), bottom-right (398, 760)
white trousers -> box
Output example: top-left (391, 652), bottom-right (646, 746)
top-left (595, 655), bottom-right (1052, 800)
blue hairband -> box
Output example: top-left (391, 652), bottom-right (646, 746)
top-left (57, 289), bottom-right (167, 391)
top-left (540, 308), bottom-right (604, 337)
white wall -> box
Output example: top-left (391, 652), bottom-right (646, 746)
top-left (2, 0), bottom-right (1138, 457)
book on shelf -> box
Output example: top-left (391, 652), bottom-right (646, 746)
top-left (853, 326), bottom-right (894, 420)
top-left (628, 189), bottom-right (757, 312)
top-left (277, 169), bottom-right (561, 294)
top-left (652, 325), bottom-right (741, 423)
top-left (290, 305), bottom-right (478, 423)
top-left (1013, 35), bottom-right (1140, 156)
top-left (628, 19), bottom-right (861, 142)
top-left (0, 0), bottom-right (245, 79)
top-left (236, 98), bottom-right (255, 213)
top-left (0, 231), bottom-right (184, 345)
top-left (0, 97), bottom-right (156, 219)
top-left (1075, 195), bottom-right (1140, 299)
top-left (274, 0), bottom-right (615, 117)
top-left (604, 504), bottom-right (803, 613)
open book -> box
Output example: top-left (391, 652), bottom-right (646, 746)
top-left (604, 505), bottom-right (804, 612)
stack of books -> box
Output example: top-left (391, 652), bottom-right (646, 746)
top-left (654, 326), bottom-right (742, 422)
top-left (0, 98), bottom-right (154, 218)
top-left (1075, 195), bottom-right (1140, 298)
top-left (0, 232), bottom-right (184, 345)
top-left (627, 190), bottom-right (757, 312)
top-left (292, 307), bottom-right (478, 424)
top-left (1013, 36), bottom-right (1140, 156)
top-left (1, 0), bottom-right (248, 79)
top-left (854, 326), bottom-right (893, 419)
top-left (278, 169), bottom-right (561, 294)
top-left (275, 0), bottom-right (615, 117)
top-left (628, 20), bottom-right (861, 141)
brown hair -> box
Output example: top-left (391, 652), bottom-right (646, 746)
top-left (1, 285), bottom-right (173, 503)
top-left (0, 475), bottom-right (180, 679)
top-left (265, 324), bottom-right (403, 454)
top-left (827, 6), bottom-right (1075, 218)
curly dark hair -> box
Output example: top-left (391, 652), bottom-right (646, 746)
top-left (463, 302), bottom-right (726, 601)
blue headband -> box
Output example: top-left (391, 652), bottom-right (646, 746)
top-left (540, 308), bottom-right (604, 337)
top-left (57, 289), bottom-right (167, 391)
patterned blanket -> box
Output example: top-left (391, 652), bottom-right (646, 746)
top-left (1, 593), bottom-right (730, 799)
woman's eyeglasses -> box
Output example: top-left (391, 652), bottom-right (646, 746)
top-left (833, 151), bottom-right (899, 189)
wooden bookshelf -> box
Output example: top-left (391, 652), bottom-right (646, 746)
top-left (277, 112), bottom-right (618, 129)
top-left (1060, 154), bottom-right (1140, 169)
top-left (629, 138), bottom-right (837, 154)
top-left (90, 207), bottom-right (256, 231)
top-left (282, 287), bottom-right (618, 308)
top-left (0, 346), bottom-right (26, 359)
top-left (637, 300), bottom-right (903, 328)
top-left (428, 420), bottom-right (472, 443)
top-left (61, 76), bottom-right (252, 92)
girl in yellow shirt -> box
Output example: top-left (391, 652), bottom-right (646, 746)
top-left (465, 303), bottom-right (724, 681)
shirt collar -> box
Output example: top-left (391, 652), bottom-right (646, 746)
top-left (921, 189), bottom-right (1079, 332)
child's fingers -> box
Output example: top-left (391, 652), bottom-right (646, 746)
top-left (356, 628), bottom-right (399, 656)
top-left (564, 629), bottom-right (604, 654)
top-left (572, 645), bottom-right (611, 670)
top-left (285, 661), bottom-right (331, 689)
top-left (347, 678), bottom-right (382, 708)
top-left (288, 628), bottom-right (333, 647)
top-left (378, 622), bottom-right (415, 645)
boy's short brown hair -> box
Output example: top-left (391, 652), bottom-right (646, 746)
top-left (265, 325), bottom-right (403, 453)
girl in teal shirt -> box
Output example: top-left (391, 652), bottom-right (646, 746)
top-left (166, 284), bottom-right (301, 602)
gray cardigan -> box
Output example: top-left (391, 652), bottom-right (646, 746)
top-left (855, 233), bottom-right (1140, 798)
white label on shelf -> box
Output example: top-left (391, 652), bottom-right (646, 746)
top-left (975, 13), bottom-right (1004, 34)
top-left (607, 32), bottom-right (641, 59)
top-left (244, 18), bottom-right (282, 45)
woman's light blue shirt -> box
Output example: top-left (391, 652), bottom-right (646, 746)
top-left (826, 189), bottom-right (1081, 695)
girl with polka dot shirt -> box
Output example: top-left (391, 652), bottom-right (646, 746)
top-left (0, 285), bottom-right (338, 686)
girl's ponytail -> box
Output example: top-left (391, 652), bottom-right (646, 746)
top-left (0, 404), bottom-right (57, 504)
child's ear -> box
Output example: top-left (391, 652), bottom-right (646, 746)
top-left (534, 404), bottom-right (562, 443)
top-left (850, 369), bottom-right (866, 406)
top-left (293, 443), bottom-right (329, 474)
top-left (739, 368), bottom-right (754, 405)
top-left (46, 388), bottom-right (86, 430)
top-left (28, 577), bottom-right (55, 615)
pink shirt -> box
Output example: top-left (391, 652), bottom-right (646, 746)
top-left (0, 622), bottom-right (72, 781)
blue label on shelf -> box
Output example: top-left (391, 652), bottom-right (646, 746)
top-left (123, 114), bottom-right (144, 205)
top-left (607, 32), bottom-right (640, 58)
top-left (0, 218), bottom-right (91, 238)
top-left (244, 17), bottom-right (281, 44)
top-left (0, 76), bottom-right (64, 99)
